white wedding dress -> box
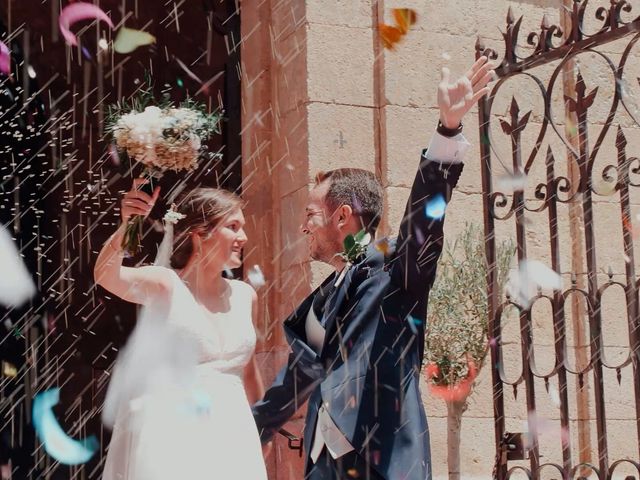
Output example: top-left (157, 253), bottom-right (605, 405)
top-left (101, 269), bottom-right (268, 480)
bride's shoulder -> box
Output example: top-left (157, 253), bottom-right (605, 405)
top-left (135, 265), bottom-right (177, 292)
top-left (227, 278), bottom-right (257, 300)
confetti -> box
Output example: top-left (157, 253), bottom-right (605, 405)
top-left (113, 27), bottom-right (156, 54)
top-left (622, 214), bottom-right (640, 239)
top-left (523, 411), bottom-right (570, 451)
top-left (247, 265), bottom-right (266, 289)
top-left (0, 226), bottom-right (36, 308)
top-left (32, 389), bottom-right (99, 465)
top-left (547, 384), bottom-right (561, 408)
top-left (379, 8), bottom-right (418, 50)
top-left (108, 143), bottom-right (121, 165)
top-left (178, 389), bottom-right (212, 417)
top-left (506, 259), bottom-right (561, 308)
top-left (2, 361), bottom-right (17, 378)
top-left (392, 8), bottom-right (417, 35)
top-left (174, 57), bottom-right (204, 85)
top-left (495, 171), bottom-right (528, 193)
top-left (379, 24), bottom-right (403, 50)
top-left (425, 193), bottom-right (447, 220)
top-left (374, 238), bottom-right (391, 255)
top-left (58, 2), bottom-right (114, 47)
top-left (0, 41), bottom-right (10, 75)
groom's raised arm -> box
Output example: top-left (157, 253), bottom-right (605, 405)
top-left (389, 56), bottom-right (494, 294)
top-left (389, 132), bottom-right (467, 294)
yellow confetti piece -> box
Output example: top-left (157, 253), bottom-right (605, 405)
top-left (113, 27), bottom-right (156, 54)
top-left (2, 361), bottom-right (17, 378)
top-left (374, 238), bottom-right (390, 255)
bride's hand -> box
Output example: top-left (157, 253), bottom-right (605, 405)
top-left (120, 178), bottom-right (160, 223)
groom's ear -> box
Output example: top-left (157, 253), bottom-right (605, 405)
top-left (335, 205), bottom-right (353, 229)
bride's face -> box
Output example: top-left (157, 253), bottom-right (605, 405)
top-left (199, 208), bottom-right (247, 270)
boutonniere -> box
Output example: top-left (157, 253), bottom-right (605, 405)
top-left (335, 229), bottom-right (372, 287)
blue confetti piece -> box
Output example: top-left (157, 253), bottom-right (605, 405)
top-left (32, 389), bottom-right (98, 465)
top-left (406, 316), bottom-right (423, 335)
top-left (425, 194), bottom-right (447, 220)
top-left (178, 389), bottom-right (212, 417)
top-left (190, 389), bottom-right (212, 415)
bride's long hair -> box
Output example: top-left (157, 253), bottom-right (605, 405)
top-left (167, 188), bottom-right (242, 269)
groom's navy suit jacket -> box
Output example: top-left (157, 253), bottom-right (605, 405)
top-left (253, 151), bottom-right (463, 480)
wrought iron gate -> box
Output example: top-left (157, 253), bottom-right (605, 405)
top-left (477, 1), bottom-right (640, 479)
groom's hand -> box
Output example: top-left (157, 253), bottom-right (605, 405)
top-left (438, 56), bottom-right (495, 129)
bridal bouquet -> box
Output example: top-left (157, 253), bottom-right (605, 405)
top-left (107, 85), bottom-right (222, 256)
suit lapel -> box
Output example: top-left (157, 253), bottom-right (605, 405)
top-left (284, 273), bottom-right (336, 342)
top-left (318, 243), bottom-right (391, 359)
top-left (319, 265), bottom-right (355, 358)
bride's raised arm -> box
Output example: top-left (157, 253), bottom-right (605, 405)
top-left (94, 179), bottom-right (172, 305)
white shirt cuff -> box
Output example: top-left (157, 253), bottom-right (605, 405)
top-left (423, 130), bottom-right (471, 164)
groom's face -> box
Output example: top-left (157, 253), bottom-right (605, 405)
top-left (301, 181), bottom-right (342, 263)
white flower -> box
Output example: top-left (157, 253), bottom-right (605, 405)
top-left (143, 106), bottom-right (161, 116)
top-left (111, 106), bottom-right (209, 173)
top-left (163, 208), bottom-right (186, 225)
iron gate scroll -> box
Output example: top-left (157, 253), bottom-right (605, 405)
top-left (476, 1), bottom-right (640, 479)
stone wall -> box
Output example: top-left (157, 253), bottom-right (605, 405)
top-left (241, 0), bottom-right (640, 478)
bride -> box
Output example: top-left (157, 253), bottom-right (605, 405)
top-left (95, 179), bottom-right (268, 480)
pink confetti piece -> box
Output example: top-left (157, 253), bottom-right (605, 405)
top-left (0, 41), bottom-right (10, 75)
top-left (58, 2), bottom-right (114, 47)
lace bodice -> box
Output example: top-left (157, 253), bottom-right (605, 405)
top-left (161, 270), bottom-right (256, 377)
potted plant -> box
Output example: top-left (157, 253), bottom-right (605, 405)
top-left (424, 222), bottom-right (515, 480)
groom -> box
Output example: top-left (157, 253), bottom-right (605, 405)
top-left (252, 57), bottom-right (494, 479)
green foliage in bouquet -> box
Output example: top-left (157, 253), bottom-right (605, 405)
top-left (425, 223), bottom-right (515, 387)
top-left (105, 74), bottom-right (224, 256)
top-left (106, 75), bottom-right (223, 170)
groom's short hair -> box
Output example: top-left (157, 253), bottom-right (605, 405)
top-left (315, 168), bottom-right (383, 235)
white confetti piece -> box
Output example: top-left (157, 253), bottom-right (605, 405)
top-left (506, 259), bottom-right (561, 308)
top-left (496, 172), bottom-right (528, 193)
top-left (548, 384), bottom-right (561, 408)
top-left (0, 226), bottom-right (36, 308)
top-left (247, 265), bottom-right (266, 289)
